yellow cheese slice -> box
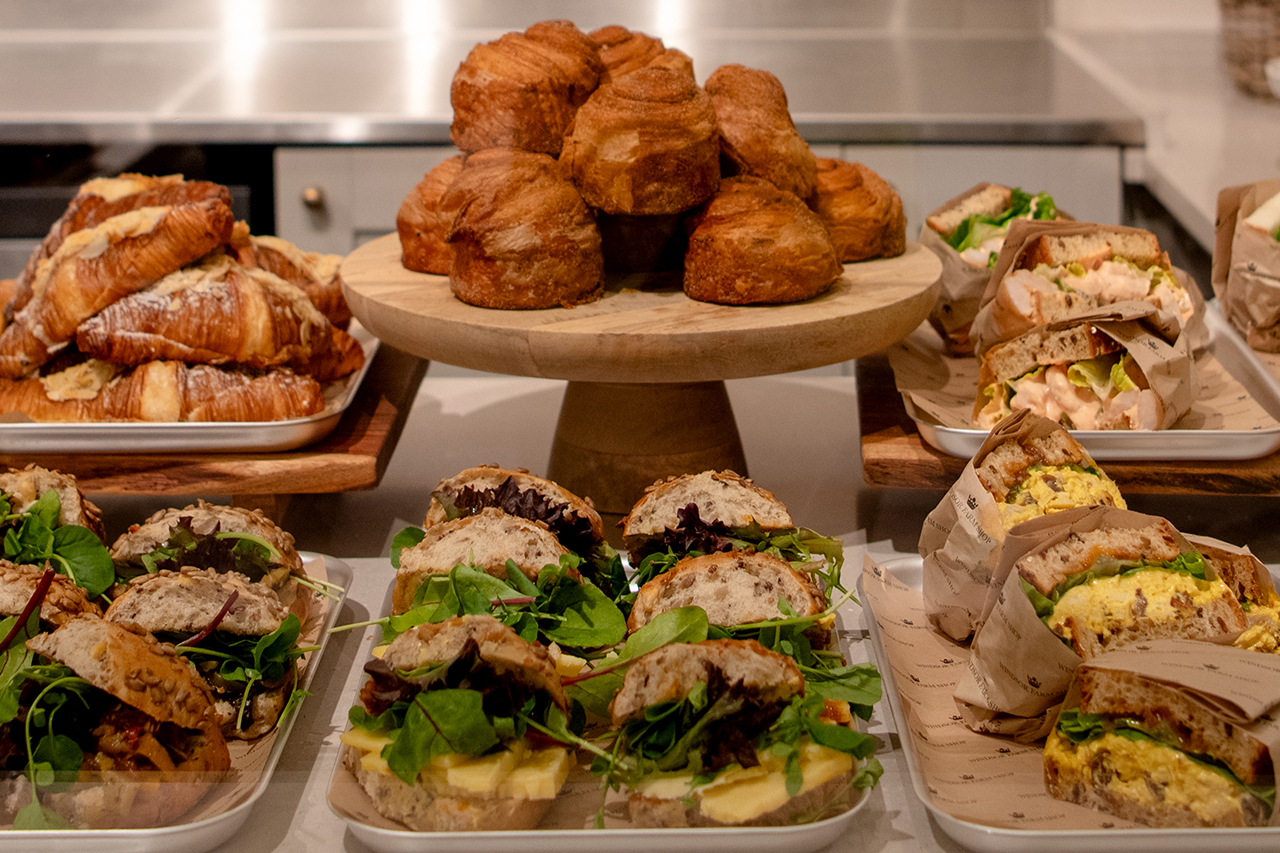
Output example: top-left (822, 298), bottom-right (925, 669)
top-left (498, 748), bottom-right (572, 800)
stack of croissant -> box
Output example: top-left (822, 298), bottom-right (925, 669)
top-left (396, 20), bottom-right (906, 310)
top-left (0, 174), bottom-right (364, 422)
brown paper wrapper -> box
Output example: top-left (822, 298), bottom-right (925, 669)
top-left (953, 506), bottom-right (1233, 731)
top-left (970, 219), bottom-right (1207, 356)
top-left (1215, 179), bottom-right (1280, 352)
top-left (919, 410), bottom-right (1097, 643)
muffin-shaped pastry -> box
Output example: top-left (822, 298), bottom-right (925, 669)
top-left (397, 155), bottom-right (465, 274)
top-left (589, 25), bottom-right (668, 82)
top-left (813, 158), bottom-right (907, 262)
top-left (561, 67), bottom-right (720, 216)
top-left (705, 64), bottom-right (817, 204)
top-left (684, 177), bottom-right (842, 305)
top-left (450, 22), bottom-right (601, 156)
top-left (437, 149), bottom-right (604, 309)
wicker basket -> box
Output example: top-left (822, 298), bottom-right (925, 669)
top-left (1221, 0), bottom-right (1280, 98)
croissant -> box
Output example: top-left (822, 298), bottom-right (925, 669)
top-left (397, 155), bottom-right (465, 275)
top-left (684, 176), bottom-right (842, 305)
top-left (0, 360), bottom-right (323, 422)
top-left (246, 234), bottom-right (352, 329)
top-left (450, 22), bottom-right (601, 156)
top-left (813, 158), bottom-right (907, 262)
top-left (561, 67), bottom-right (720, 216)
top-left (74, 255), bottom-right (348, 376)
top-left (705, 64), bottom-right (817, 204)
top-left (437, 149), bottom-right (603, 309)
top-left (0, 198), bottom-right (235, 379)
top-left (8, 175), bottom-right (231, 322)
top-left (588, 26), bottom-right (693, 83)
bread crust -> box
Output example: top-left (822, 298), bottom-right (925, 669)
top-left (1015, 517), bottom-right (1184, 595)
top-left (0, 464), bottom-right (105, 541)
top-left (627, 550), bottom-right (827, 634)
top-left (925, 183), bottom-right (1013, 238)
top-left (621, 469), bottom-right (793, 549)
top-left (397, 156), bottom-right (465, 275)
top-left (105, 567), bottom-right (288, 636)
top-left (423, 464), bottom-right (604, 544)
top-left (0, 560), bottom-right (102, 624)
top-left (974, 424), bottom-right (1095, 502)
top-left (683, 176), bottom-right (841, 305)
top-left (393, 508), bottom-right (571, 614)
top-left (812, 158), bottom-right (906, 262)
top-left (561, 67), bottom-right (720, 215)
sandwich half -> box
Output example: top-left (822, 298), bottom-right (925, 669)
top-left (975, 319), bottom-right (1164, 431)
top-left (927, 184), bottom-right (1058, 269)
top-left (1016, 515), bottom-right (1247, 658)
top-left (1045, 660), bottom-right (1275, 827)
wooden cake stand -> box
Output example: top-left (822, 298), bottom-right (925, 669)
top-left (342, 233), bottom-right (941, 513)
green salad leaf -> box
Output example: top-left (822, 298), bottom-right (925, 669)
top-left (0, 491), bottom-right (113, 599)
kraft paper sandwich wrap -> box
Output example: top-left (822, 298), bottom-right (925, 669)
top-left (919, 410), bottom-right (1118, 643)
top-left (862, 555), bottom-right (1280, 830)
top-left (1214, 178), bottom-right (1280, 363)
top-left (969, 218), bottom-right (1207, 357)
top-left (952, 506), bottom-right (1246, 740)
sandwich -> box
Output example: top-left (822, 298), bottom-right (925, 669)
top-left (386, 507), bottom-right (626, 656)
top-left (602, 639), bottom-right (880, 827)
top-left (420, 465), bottom-right (623, 595)
top-left (979, 224), bottom-right (1194, 349)
top-left (619, 470), bottom-right (844, 602)
top-left (927, 183), bottom-right (1059, 268)
top-left (2, 614), bottom-right (231, 828)
top-left (974, 414), bottom-right (1125, 529)
top-left (103, 567), bottom-right (305, 739)
top-left (974, 317), bottom-right (1167, 431)
top-left (0, 466), bottom-right (113, 599)
top-left (339, 614), bottom-right (574, 831)
top-left (1016, 514), bottom-right (1247, 659)
top-left (1045, 655), bottom-right (1275, 827)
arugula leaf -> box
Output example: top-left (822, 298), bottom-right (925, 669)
top-left (383, 689), bottom-right (500, 784)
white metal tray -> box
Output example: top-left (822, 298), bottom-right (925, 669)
top-left (0, 326), bottom-right (378, 454)
top-left (0, 553), bottom-right (352, 853)
top-left (905, 304), bottom-right (1280, 460)
top-left (860, 555), bottom-right (1280, 853)
top-left (326, 578), bottom-right (871, 853)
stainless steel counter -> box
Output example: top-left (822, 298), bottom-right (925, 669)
top-left (0, 2), bottom-right (1141, 146)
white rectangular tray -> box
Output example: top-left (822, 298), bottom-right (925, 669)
top-left (0, 553), bottom-right (351, 853)
top-left (0, 327), bottom-right (378, 454)
top-left (860, 555), bottom-right (1280, 853)
top-left (905, 305), bottom-right (1280, 460)
top-left (326, 579), bottom-right (871, 853)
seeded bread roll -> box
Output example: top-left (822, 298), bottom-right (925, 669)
top-left (0, 560), bottom-right (102, 625)
top-left (105, 567), bottom-right (287, 637)
top-left (393, 508), bottom-right (571, 615)
top-left (627, 550), bottom-right (826, 634)
top-left (621, 469), bottom-right (793, 553)
top-left (423, 464), bottom-right (604, 547)
top-left (0, 464), bottom-right (105, 542)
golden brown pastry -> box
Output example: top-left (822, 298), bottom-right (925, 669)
top-left (588, 25), bottom-right (680, 82)
top-left (396, 155), bottom-right (465, 275)
top-left (705, 64), bottom-right (817, 203)
top-left (7, 175), bottom-right (232, 322)
top-left (0, 198), bottom-right (235, 379)
top-left (246, 234), bottom-right (352, 329)
top-left (450, 22), bottom-right (602, 156)
top-left (813, 158), bottom-right (906, 262)
top-left (684, 176), bottom-right (842, 305)
top-left (561, 66), bottom-right (720, 215)
top-left (73, 254), bottom-right (356, 380)
top-left (0, 360), bottom-right (324, 422)
top-left (437, 149), bottom-right (603, 309)
top-left (0, 279), bottom-right (13, 335)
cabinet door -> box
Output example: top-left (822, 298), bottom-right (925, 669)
top-left (275, 146), bottom-right (458, 253)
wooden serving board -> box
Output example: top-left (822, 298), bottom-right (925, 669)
top-left (341, 233), bottom-right (943, 382)
top-left (857, 353), bottom-right (1280, 494)
top-left (342, 233), bottom-right (942, 513)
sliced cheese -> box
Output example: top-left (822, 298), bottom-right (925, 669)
top-left (498, 748), bottom-right (572, 800)
top-left (340, 727), bottom-right (392, 754)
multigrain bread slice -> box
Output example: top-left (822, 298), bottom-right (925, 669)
top-left (110, 500), bottom-right (303, 578)
top-left (1015, 517), bottom-right (1184, 595)
top-left (621, 470), bottom-right (793, 550)
top-left (104, 567), bottom-right (288, 636)
top-left (926, 183), bottom-right (1013, 238)
top-left (611, 639), bottom-right (803, 725)
top-left (978, 322), bottom-right (1122, 389)
top-left (393, 508), bottom-right (571, 614)
top-left (1017, 227), bottom-right (1169, 272)
top-left (626, 550), bottom-right (827, 634)
top-left (0, 465), bottom-right (105, 542)
top-left (0, 560), bottom-right (102, 625)
top-left (975, 425), bottom-right (1097, 501)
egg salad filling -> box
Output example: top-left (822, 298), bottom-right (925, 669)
top-left (1047, 709), bottom-right (1275, 824)
top-left (1021, 552), bottom-right (1230, 645)
top-left (999, 462), bottom-right (1126, 529)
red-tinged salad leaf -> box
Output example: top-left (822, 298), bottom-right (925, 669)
top-left (120, 516), bottom-right (279, 586)
top-left (0, 491), bottom-right (113, 599)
